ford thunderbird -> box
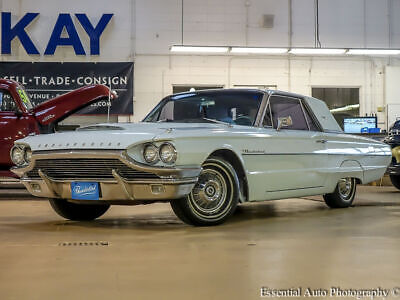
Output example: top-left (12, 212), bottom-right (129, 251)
top-left (11, 89), bottom-right (392, 226)
top-left (0, 78), bottom-right (115, 179)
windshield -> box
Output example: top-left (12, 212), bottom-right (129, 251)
top-left (16, 85), bottom-right (33, 110)
top-left (143, 90), bottom-right (264, 126)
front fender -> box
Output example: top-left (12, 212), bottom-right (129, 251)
top-left (173, 138), bottom-right (245, 167)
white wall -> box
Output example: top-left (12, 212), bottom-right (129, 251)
top-left (133, 0), bottom-right (400, 128)
top-left (385, 66), bottom-right (400, 126)
top-left (135, 0), bottom-right (400, 54)
top-left (133, 55), bottom-right (389, 127)
top-left (1, 0), bottom-right (400, 128)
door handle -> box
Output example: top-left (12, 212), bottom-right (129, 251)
top-left (315, 139), bottom-right (327, 144)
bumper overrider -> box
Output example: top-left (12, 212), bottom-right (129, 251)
top-left (11, 150), bottom-right (200, 203)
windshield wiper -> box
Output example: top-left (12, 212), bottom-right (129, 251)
top-left (157, 117), bottom-right (232, 126)
top-left (202, 118), bottom-right (232, 127)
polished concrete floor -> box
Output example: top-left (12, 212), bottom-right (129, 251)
top-left (0, 186), bottom-right (399, 300)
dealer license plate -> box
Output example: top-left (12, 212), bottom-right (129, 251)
top-left (70, 182), bottom-right (99, 200)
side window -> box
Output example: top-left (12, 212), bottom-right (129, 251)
top-left (269, 95), bottom-right (309, 130)
top-left (158, 101), bottom-right (174, 121)
top-left (0, 89), bottom-right (17, 112)
top-left (262, 103), bottom-right (272, 127)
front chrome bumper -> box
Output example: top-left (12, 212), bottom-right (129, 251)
top-left (12, 150), bottom-right (200, 202)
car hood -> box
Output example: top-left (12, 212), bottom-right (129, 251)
top-left (16, 122), bottom-right (228, 151)
top-left (32, 85), bottom-right (113, 127)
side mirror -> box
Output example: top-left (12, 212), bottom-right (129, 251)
top-left (277, 116), bottom-right (293, 131)
top-left (14, 109), bottom-right (23, 118)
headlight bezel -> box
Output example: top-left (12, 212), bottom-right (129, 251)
top-left (10, 144), bottom-right (31, 167)
top-left (141, 142), bottom-right (177, 165)
top-left (159, 142), bottom-right (177, 164)
top-left (24, 148), bottom-right (32, 164)
top-left (143, 144), bottom-right (160, 164)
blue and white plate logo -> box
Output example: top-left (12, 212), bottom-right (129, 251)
top-left (71, 182), bottom-right (99, 200)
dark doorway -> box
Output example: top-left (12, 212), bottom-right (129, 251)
top-left (312, 87), bottom-right (360, 129)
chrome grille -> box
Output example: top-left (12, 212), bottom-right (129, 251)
top-left (26, 158), bottom-right (160, 180)
top-left (389, 129), bottom-right (400, 136)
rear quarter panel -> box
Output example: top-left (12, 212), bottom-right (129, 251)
top-left (322, 133), bottom-right (391, 190)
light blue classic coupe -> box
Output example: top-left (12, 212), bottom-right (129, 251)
top-left (11, 89), bottom-right (391, 225)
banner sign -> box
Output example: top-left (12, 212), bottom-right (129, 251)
top-left (0, 61), bottom-right (133, 115)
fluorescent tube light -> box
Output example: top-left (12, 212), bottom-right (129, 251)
top-left (231, 47), bottom-right (288, 54)
top-left (289, 48), bottom-right (347, 55)
top-left (170, 45), bottom-right (229, 53)
top-left (347, 49), bottom-right (400, 55)
top-left (330, 104), bottom-right (360, 113)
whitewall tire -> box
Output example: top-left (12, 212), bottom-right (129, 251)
top-left (323, 177), bottom-right (357, 208)
top-left (170, 157), bottom-right (239, 226)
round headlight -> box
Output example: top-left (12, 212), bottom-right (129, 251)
top-left (24, 148), bottom-right (32, 164)
top-left (143, 144), bottom-right (159, 164)
top-left (159, 143), bottom-right (177, 164)
top-left (11, 145), bottom-right (26, 166)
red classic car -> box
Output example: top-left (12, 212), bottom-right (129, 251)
top-left (0, 78), bottom-right (114, 179)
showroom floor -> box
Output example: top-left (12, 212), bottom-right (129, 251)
top-left (0, 186), bottom-right (399, 300)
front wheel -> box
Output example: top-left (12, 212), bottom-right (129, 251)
top-left (170, 157), bottom-right (239, 226)
top-left (323, 177), bottom-right (357, 208)
top-left (49, 198), bottom-right (110, 221)
top-left (389, 175), bottom-right (400, 190)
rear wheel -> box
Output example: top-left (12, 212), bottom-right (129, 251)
top-left (323, 177), bottom-right (357, 208)
top-left (49, 198), bottom-right (110, 221)
top-left (389, 175), bottom-right (400, 190)
top-left (170, 157), bottom-right (239, 226)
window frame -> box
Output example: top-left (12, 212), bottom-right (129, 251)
top-left (260, 92), bottom-right (322, 132)
top-left (261, 101), bottom-right (273, 128)
top-left (300, 98), bottom-right (323, 132)
top-left (0, 88), bottom-right (18, 113)
top-left (143, 90), bottom-right (265, 125)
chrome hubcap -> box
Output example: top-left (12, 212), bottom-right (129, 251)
top-left (338, 178), bottom-right (353, 199)
top-left (191, 169), bottom-right (227, 214)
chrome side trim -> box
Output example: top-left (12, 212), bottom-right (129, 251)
top-left (242, 152), bottom-right (389, 156)
top-left (266, 185), bottom-right (324, 193)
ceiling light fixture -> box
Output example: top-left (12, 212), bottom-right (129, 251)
top-left (170, 45), bottom-right (400, 56)
top-left (330, 104), bottom-right (360, 113)
top-left (289, 48), bottom-right (347, 55)
top-left (170, 45), bottom-right (229, 53)
top-left (347, 49), bottom-right (400, 55)
top-left (231, 47), bottom-right (288, 54)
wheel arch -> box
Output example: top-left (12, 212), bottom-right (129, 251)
top-left (207, 148), bottom-right (248, 203)
top-left (339, 160), bottom-right (364, 184)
